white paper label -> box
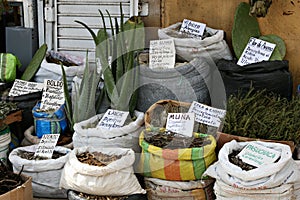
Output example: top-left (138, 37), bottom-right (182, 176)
top-left (40, 79), bottom-right (65, 111)
top-left (8, 79), bottom-right (44, 96)
top-left (149, 39), bottom-right (176, 69)
top-left (237, 37), bottom-right (276, 66)
top-left (34, 134), bottom-right (60, 159)
top-left (98, 109), bottom-right (129, 130)
top-left (166, 113), bottom-right (195, 137)
top-left (188, 101), bottom-right (226, 127)
top-left (237, 143), bottom-right (281, 167)
top-left (180, 19), bottom-right (206, 37)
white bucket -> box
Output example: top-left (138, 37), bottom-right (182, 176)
top-left (0, 128), bottom-right (11, 165)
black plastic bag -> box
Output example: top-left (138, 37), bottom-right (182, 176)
top-left (217, 59), bottom-right (293, 100)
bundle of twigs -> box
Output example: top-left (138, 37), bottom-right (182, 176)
top-left (223, 89), bottom-right (300, 144)
top-left (0, 161), bottom-right (24, 195)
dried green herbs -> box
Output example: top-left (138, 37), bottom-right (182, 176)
top-left (223, 89), bottom-right (300, 144)
top-left (144, 129), bottom-right (211, 149)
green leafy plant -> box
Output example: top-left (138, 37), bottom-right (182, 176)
top-left (232, 2), bottom-right (285, 61)
top-left (223, 89), bottom-right (300, 144)
top-left (61, 52), bottom-right (100, 132)
top-left (21, 44), bottom-right (47, 81)
top-left (75, 4), bottom-right (145, 117)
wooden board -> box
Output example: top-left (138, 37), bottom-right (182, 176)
top-left (161, 0), bottom-right (300, 93)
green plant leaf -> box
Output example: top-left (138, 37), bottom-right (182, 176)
top-left (259, 34), bottom-right (286, 60)
top-left (75, 20), bottom-right (99, 45)
top-left (20, 44), bottom-right (47, 81)
top-left (232, 2), bottom-right (261, 59)
top-left (60, 64), bottom-right (73, 131)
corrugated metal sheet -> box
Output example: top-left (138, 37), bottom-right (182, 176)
top-left (52, 0), bottom-right (134, 62)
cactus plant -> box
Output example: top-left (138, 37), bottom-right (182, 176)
top-left (232, 2), bottom-right (286, 61)
top-left (75, 4), bottom-right (145, 117)
top-left (232, 2), bottom-right (261, 59)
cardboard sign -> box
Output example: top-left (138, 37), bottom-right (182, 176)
top-left (8, 79), bottom-right (43, 96)
top-left (188, 101), bottom-right (226, 127)
top-left (149, 39), bottom-right (176, 69)
top-left (34, 134), bottom-right (60, 159)
top-left (166, 113), bottom-right (195, 137)
top-left (237, 37), bottom-right (276, 66)
top-left (180, 19), bottom-right (206, 38)
top-left (98, 109), bottom-right (129, 130)
top-left (237, 143), bottom-right (281, 167)
top-left (40, 79), bottom-right (65, 111)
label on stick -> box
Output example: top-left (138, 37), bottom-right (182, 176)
top-left (98, 109), bottom-right (129, 130)
top-left (237, 37), bottom-right (276, 66)
top-left (149, 39), bottom-right (176, 69)
top-left (166, 113), bottom-right (195, 137)
top-left (34, 134), bottom-right (60, 159)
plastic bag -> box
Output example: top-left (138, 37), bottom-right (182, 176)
top-left (0, 53), bottom-right (21, 82)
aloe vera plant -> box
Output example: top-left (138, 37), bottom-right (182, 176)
top-left (61, 52), bottom-right (100, 131)
top-left (75, 4), bottom-right (145, 117)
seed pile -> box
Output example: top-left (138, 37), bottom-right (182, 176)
top-left (77, 152), bottom-right (121, 167)
top-left (228, 149), bottom-right (256, 171)
top-left (0, 161), bottom-right (24, 195)
top-left (144, 130), bottom-right (211, 149)
top-left (77, 191), bottom-right (127, 200)
top-left (17, 150), bottom-right (66, 160)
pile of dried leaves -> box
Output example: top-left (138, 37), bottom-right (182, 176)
top-left (144, 129), bottom-right (211, 149)
top-left (77, 152), bottom-right (121, 167)
top-left (0, 161), bottom-right (24, 195)
top-left (17, 150), bottom-right (66, 160)
top-left (228, 149), bottom-right (256, 171)
top-left (76, 191), bottom-right (127, 200)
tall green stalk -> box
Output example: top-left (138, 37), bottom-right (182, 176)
top-left (76, 3), bottom-right (145, 116)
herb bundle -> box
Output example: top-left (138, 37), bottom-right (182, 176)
top-left (223, 89), bottom-right (300, 144)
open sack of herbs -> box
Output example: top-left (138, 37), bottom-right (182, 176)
top-left (59, 147), bottom-right (146, 196)
top-left (8, 145), bottom-right (70, 198)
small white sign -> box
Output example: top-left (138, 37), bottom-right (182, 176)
top-left (40, 79), bottom-right (65, 111)
top-left (166, 113), bottom-right (195, 137)
top-left (188, 101), bottom-right (226, 127)
top-left (237, 37), bottom-right (276, 66)
top-left (180, 19), bottom-right (206, 38)
top-left (98, 109), bottom-right (129, 130)
top-left (237, 143), bottom-right (281, 167)
top-left (149, 39), bottom-right (176, 69)
top-left (34, 134), bottom-right (60, 159)
top-left (8, 79), bottom-right (44, 96)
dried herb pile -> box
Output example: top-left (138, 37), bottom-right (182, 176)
top-left (17, 150), bottom-right (66, 160)
top-left (228, 149), bottom-right (256, 171)
top-left (224, 89), bottom-right (300, 144)
top-left (0, 101), bottom-right (18, 119)
top-left (0, 161), bottom-right (24, 195)
top-left (144, 129), bottom-right (211, 149)
top-left (77, 152), bottom-right (121, 167)
top-left (76, 191), bottom-right (127, 200)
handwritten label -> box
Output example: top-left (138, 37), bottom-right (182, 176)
top-left (8, 79), bottom-right (43, 96)
top-left (237, 37), bottom-right (276, 66)
top-left (149, 39), bottom-right (176, 69)
top-left (98, 109), bottom-right (129, 130)
top-left (237, 143), bottom-right (281, 167)
top-left (180, 19), bottom-right (206, 38)
top-left (40, 79), bottom-right (65, 111)
top-left (34, 134), bottom-right (60, 159)
top-left (188, 101), bottom-right (226, 127)
top-left (166, 113), bottom-right (195, 137)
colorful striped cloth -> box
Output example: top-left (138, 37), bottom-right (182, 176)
top-left (138, 129), bottom-right (217, 181)
top-left (0, 53), bottom-right (21, 82)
